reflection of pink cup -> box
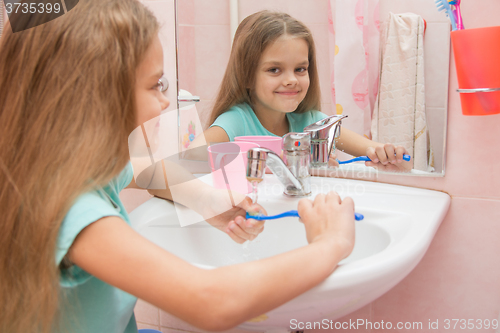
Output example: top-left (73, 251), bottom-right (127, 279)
top-left (235, 136), bottom-right (282, 156)
top-left (207, 142), bottom-right (260, 194)
top-left (235, 136), bottom-right (282, 174)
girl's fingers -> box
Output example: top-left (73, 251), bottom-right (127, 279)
top-left (226, 221), bottom-right (249, 243)
top-left (342, 196), bottom-right (355, 210)
top-left (328, 158), bottom-right (340, 167)
top-left (366, 147), bottom-right (378, 163)
top-left (247, 224), bottom-right (265, 236)
top-left (297, 198), bottom-right (313, 223)
top-left (229, 219), bottom-right (257, 241)
top-left (298, 197), bottom-right (313, 210)
top-left (226, 222), bottom-right (246, 243)
top-left (375, 146), bottom-right (389, 165)
top-left (241, 200), bottom-right (267, 217)
top-left (383, 144), bottom-right (396, 164)
top-left (237, 216), bottom-right (264, 236)
top-left (236, 196), bottom-right (253, 211)
top-left (326, 191), bottom-right (341, 204)
top-left (394, 146), bottom-right (406, 163)
top-left (314, 193), bottom-right (326, 204)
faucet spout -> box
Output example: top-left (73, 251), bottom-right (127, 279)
top-left (246, 133), bottom-right (311, 197)
top-left (246, 148), bottom-right (302, 190)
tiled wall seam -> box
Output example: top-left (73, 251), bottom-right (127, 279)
top-left (451, 196), bottom-right (500, 201)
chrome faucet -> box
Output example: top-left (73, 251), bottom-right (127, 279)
top-left (245, 115), bottom-right (347, 197)
top-left (246, 133), bottom-right (311, 196)
top-left (303, 114), bottom-right (348, 168)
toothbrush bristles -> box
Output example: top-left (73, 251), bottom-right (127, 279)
top-left (435, 0), bottom-right (445, 11)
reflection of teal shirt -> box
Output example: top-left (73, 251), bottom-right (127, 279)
top-left (210, 103), bottom-right (328, 141)
top-left (55, 162), bottom-right (137, 333)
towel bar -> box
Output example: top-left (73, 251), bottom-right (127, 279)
top-left (457, 87), bottom-right (500, 93)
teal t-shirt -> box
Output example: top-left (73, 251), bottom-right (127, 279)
top-left (210, 103), bottom-right (329, 141)
top-left (55, 162), bottom-right (138, 333)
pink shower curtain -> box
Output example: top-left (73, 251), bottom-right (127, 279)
top-left (328, 0), bottom-right (380, 139)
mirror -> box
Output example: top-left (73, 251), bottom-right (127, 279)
top-left (175, 0), bottom-right (449, 177)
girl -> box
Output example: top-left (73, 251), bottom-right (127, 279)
top-left (193, 11), bottom-right (411, 172)
top-left (0, 1), bottom-right (355, 333)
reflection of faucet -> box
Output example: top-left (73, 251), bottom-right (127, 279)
top-left (246, 115), bottom-right (347, 196)
top-left (304, 114), bottom-right (348, 168)
top-left (246, 133), bottom-right (311, 196)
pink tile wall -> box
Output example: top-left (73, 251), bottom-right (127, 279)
top-left (177, 0), bottom-right (194, 25)
top-left (177, 25), bottom-right (196, 94)
top-left (126, 0), bottom-right (500, 332)
top-left (177, 0), bottom-right (231, 129)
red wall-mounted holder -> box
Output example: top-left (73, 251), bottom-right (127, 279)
top-left (451, 26), bottom-right (500, 116)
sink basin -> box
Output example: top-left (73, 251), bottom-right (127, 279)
top-left (129, 175), bottom-right (450, 331)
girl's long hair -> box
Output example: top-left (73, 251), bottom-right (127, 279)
top-left (210, 10), bottom-right (321, 125)
top-left (0, 1), bottom-right (158, 332)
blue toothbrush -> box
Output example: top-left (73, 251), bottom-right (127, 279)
top-left (246, 210), bottom-right (364, 221)
top-left (338, 154), bottom-right (411, 165)
top-left (434, 0), bottom-right (457, 31)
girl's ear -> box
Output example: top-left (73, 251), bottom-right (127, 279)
top-left (246, 77), bottom-right (253, 90)
top-left (246, 88), bottom-right (254, 104)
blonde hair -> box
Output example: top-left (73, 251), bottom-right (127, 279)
top-left (210, 10), bottom-right (321, 125)
top-left (0, 1), bottom-right (159, 332)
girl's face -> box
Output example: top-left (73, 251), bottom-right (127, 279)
top-left (251, 36), bottom-right (310, 117)
top-left (135, 35), bottom-right (170, 128)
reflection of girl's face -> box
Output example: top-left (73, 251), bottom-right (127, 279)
top-left (251, 36), bottom-right (310, 116)
top-left (135, 35), bottom-right (170, 129)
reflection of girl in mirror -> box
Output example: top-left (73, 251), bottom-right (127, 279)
top-left (192, 10), bottom-right (411, 172)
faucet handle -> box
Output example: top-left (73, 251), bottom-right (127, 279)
top-left (282, 132), bottom-right (311, 151)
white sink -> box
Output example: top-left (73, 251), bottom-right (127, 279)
top-left (129, 175), bottom-right (450, 331)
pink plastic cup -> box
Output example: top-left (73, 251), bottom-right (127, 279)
top-left (207, 142), bottom-right (260, 194)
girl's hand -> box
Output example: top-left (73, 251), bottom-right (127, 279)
top-left (297, 192), bottom-right (355, 260)
top-left (198, 188), bottom-right (267, 244)
top-left (328, 151), bottom-right (340, 168)
top-left (365, 144), bottom-right (412, 173)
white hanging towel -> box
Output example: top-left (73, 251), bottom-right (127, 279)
top-left (371, 12), bottom-right (434, 172)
